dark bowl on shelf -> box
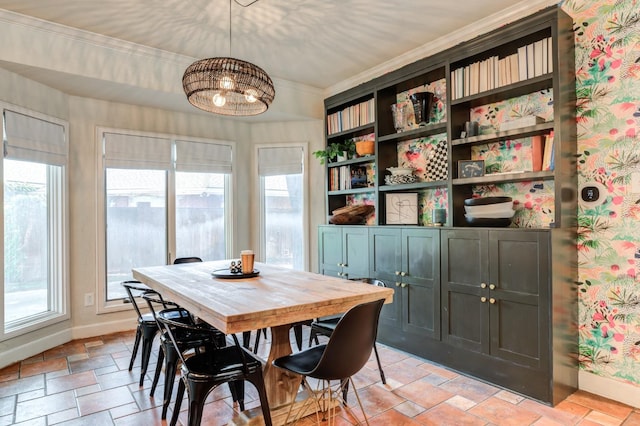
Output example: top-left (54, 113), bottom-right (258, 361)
top-left (464, 196), bottom-right (513, 206)
top-left (464, 217), bottom-right (512, 227)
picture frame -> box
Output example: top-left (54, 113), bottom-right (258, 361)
top-left (385, 193), bottom-right (418, 225)
top-left (458, 160), bottom-right (485, 178)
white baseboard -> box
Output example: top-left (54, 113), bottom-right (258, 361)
top-left (579, 370), bottom-right (640, 408)
top-left (0, 319), bottom-right (135, 369)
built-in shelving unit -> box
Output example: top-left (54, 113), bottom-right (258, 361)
top-left (319, 5), bottom-right (577, 406)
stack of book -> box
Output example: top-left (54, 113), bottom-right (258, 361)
top-left (327, 98), bottom-right (375, 135)
top-left (450, 37), bottom-right (553, 100)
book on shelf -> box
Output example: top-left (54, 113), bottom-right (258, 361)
top-left (531, 135), bottom-right (543, 172)
top-left (327, 98), bottom-right (375, 135)
top-left (350, 165), bottom-right (369, 189)
top-left (542, 131), bottom-right (555, 171)
top-left (533, 39), bottom-right (544, 77)
top-left (517, 45), bottom-right (528, 80)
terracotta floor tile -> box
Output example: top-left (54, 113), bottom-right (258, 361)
top-left (43, 342), bottom-right (88, 360)
top-left (556, 399), bottom-right (591, 419)
top-left (394, 400), bottom-right (427, 418)
top-left (416, 402), bottom-right (488, 425)
top-left (368, 408), bottom-right (424, 425)
top-left (17, 388), bottom-right (45, 402)
top-left (355, 382), bottom-right (406, 418)
top-left (0, 375), bottom-right (44, 398)
top-left (47, 370), bottom-right (97, 395)
top-left (14, 390), bottom-right (76, 423)
top-left (519, 397), bottom-right (582, 425)
top-left (582, 410), bottom-right (624, 426)
top-left (469, 396), bottom-right (541, 426)
top-left (394, 378), bottom-right (454, 409)
top-left (69, 355), bottom-right (116, 374)
top-left (47, 406), bottom-right (80, 424)
top-left (438, 375), bottom-right (500, 403)
top-left (0, 395), bottom-right (15, 417)
top-left (76, 386), bottom-right (136, 416)
top-left (418, 361), bottom-right (460, 380)
top-left (382, 359), bottom-right (430, 384)
top-left (622, 412), bottom-right (640, 425)
top-left (94, 369), bottom-right (137, 391)
top-left (20, 357), bottom-right (68, 378)
top-left (114, 405), bottom-right (165, 426)
top-left (59, 410), bottom-right (114, 425)
top-left (0, 363), bottom-right (20, 382)
top-left (446, 394), bottom-right (478, 411)
top-left (567, 391), bottom-right (633, 420)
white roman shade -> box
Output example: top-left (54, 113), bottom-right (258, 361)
top-left (3, 110), bottom-right (67, 166)
top-left (175, 140), bottom-right (232, 174)
top-left (258, 146), bottom-right (303, 176)
top-left (103, 132), bottom-right (172, 170)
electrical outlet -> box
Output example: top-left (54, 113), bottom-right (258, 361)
top-left (84, 293), bottom-right (94, 307)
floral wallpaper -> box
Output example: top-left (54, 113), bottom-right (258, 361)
top-left (561, 0), bottom-right (640, 387)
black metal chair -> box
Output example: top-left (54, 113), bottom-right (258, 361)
top-left (122, 280), bottom-right (160, 387)
top-left (273, 298), bottom-right (384, 426)
top-left (157, 308), bottom-right (272, 426)
top-left (308, 278), bottom-right (387, 386)
top-left (142, 292), bottom-right (232, 420)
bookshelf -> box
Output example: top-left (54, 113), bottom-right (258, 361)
top-left (320, 5), bottom-right (577, 405)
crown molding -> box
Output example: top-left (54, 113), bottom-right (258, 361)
top-left (0, 8), bottom-right (192, 65)
top-left (325, 0), bottom-right (560, 97)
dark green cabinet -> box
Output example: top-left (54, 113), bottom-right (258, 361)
top-left (370, 227), bottom-right (440, 348)
top-left (441, 229), bottom-right (549, 368)
top-left (318, 226), bottom-right (369, 280)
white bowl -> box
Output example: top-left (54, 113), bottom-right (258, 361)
top-left (464, 201), bottom-right (514, 215)
top-left (387, 167), bottom-right (414, 176)
top-left (465, 210), bottom-right (515, 219)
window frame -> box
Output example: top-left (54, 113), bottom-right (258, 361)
top-left (255, 142), bottom-right (309, 271)
top-left (96, 128), bottom-right (234, 313)
top-left (0, 103), bottom-right (70, 340)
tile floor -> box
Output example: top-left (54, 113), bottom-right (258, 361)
top-left (1, 328), bottom-right (639, 426)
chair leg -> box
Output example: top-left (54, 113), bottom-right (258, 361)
top-left (293, 323), bottom-right (303, 351)
top-left (346, 377), bottom-right (370, 426)
top-left (373, 343), bottom-right (386, 384)
top-left (128, 327), bottom-right (142, 371)
top-left (253, 328), bottom-right (267, 354)
top-left (186, 380), bottom-right (213, 426)
top-left (247, 371), bottom-right (273, 426)
top-left (150, 348), bottom-right (165, 397)
top-left (162, 346), bottom-right (180, 419)
top-left (170, 379), bottom-right (185, 426)
top-left (139, 337), bottom-right (154, 386)
top-left (242, 331), bottom-right (251, 349)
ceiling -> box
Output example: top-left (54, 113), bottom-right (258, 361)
top-left (0, 0), bottom-right (556, 121)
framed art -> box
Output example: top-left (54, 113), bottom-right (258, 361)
top-left (385, 193), bottom-right (418, 225)
top-left (458, 160), bottom-right (485, 178)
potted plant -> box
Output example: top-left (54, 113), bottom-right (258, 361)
top-left (313, 139), bottom-right (356, 164)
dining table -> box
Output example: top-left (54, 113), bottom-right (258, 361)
top-left (132, 260), bottom-right (393, 424)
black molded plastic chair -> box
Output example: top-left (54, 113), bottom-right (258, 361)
top-left (273, 298), bottom-right (385, 426)
top-left (143, 292), bottom-right (230, 420)
top-left (122, 280), bottom-right (160, 387)
top-left (308, 278), bottom-right (387, 387)
top-left (157, 308), bottom-right (272, 426)
top-left (173, 256), bottom-right (203, 264)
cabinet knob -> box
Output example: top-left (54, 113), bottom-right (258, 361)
top-left (480, 283), bottom-right (487, 289)
top-left (401, 283), bottom-right (407, 288)
top-left (481, 296), bottom-right (487, 303)
top-left (395, 271), bottom-right (401, 276)
top-left (489, 284), bottom-right (496, 290)
top-left (489, 298), bottom-right (496, 304)
top-left (395, 282), bottom-right (401, 287)
top-left (400, 271), bottom-right (407, 277)
top-left (337, 263), bottom-right (342, 267)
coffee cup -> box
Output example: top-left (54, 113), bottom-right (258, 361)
top-left (241, 250), bottom-right (254, 274)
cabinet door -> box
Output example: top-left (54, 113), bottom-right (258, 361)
top-left (342, 227), bottom-right (369, 280)
top-left (369, 227), bottom-right (402, 329)
top-left (441, 229), bottom-right (489, 353)
top-left (401, 228), bottom-right (441, 340)
top-left (488, 230), bottom-right (550, 369)
top-left (318, 226), bottom-right (343, 278)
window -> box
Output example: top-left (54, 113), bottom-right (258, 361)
top-left (1, 107), bottom-right (69, 338)
top-left (98, 130), bottom-right (232, 306)
top-left (257, 145), bottom-right (307, 270)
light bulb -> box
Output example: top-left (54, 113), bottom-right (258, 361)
top-left (221, 75), bottom-right (234, 90)
top-left (244, 89), bottom-right (258, 103)
top-left (213, 93), bottom-right (226, 107)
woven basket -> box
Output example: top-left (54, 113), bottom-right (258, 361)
top-left (355, 140), bottom-right (375, 156)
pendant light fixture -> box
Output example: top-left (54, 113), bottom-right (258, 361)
top-left (182, 0), bottom-right (275, 116)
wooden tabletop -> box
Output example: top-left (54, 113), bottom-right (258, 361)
top-left (132, 260), bottom-right (393, 334)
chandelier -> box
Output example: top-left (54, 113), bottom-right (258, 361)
top-left (182, 0), bottom-right (275, 116)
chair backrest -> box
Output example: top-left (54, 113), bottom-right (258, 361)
top-left (142, 291), bottom-right (190, 328)
top-left (173, 257), bottom-right (203, 264)
top-left (122, 280), bottom-right (160, 320)
top-left (308, 298), bottom-right (384, 380)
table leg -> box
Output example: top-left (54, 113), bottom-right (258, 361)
top-left (262, 324), bottom-right (302, 407)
